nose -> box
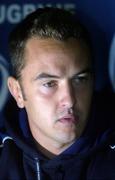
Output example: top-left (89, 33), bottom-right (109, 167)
top-left (59, 81), bottom-right (76, 109)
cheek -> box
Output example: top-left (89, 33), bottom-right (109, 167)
top-left (76, 88), bottom-right (93, 113)
top-left (24, 85), bottom-right (59, 118)
top-left (33, 93), bottom-right (57, 116)
top-left (25, 97), bottom-right (55, 125)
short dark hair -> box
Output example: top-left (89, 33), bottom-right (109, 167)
top-left (8, 7), bottom-right (92, 79)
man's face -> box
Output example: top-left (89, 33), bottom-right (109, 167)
top-left (8, 38), bottom-right (93, 151)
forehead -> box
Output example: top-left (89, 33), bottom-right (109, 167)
top-left (25, 37), bottom-right (90, 54)
top-left (23, 37), bottom-right (91, 76)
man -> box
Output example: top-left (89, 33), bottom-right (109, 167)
top-left (0, 7), bottom-right (114, 179)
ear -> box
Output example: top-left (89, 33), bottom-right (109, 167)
top-left (7, 77), bottom-right (24, 108)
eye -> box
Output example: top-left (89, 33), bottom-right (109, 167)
top-left (43, 80), bottom-right (57, 88)
top-left (73, 72), bottom-right (92, 85)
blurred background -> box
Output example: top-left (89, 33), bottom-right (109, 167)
top-left (0, 0), bottom-right (115, 135)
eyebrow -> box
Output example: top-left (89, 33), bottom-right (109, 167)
top-left (34, 68), bottom-right (92, 81)
top-left (34, 73), bottom-right (60, 81)
top-left (74, 68), bottom-right (92, 77)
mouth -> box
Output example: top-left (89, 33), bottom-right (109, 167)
top-left (58, 115), bottom-right (79, 125)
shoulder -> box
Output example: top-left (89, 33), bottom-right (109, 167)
top-left (0, 135), bottom-right (22, 163)
top-left (87, 143), bottom-right (115, 179)
top-left (0, 135), bottom-right (24, 178)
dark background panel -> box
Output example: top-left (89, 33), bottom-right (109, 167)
top-left (0, 0), bottom-right (115, 133)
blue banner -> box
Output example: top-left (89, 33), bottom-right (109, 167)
top-left (0, 0), bottom-right (115, 125)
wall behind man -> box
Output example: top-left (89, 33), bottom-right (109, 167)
top-left (0, 0), bottom-right (115, 130)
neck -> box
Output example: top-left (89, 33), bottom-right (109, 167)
top-left (33, 138), bottom-right (74, 159)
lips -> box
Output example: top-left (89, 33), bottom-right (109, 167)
top-left (58, 115), bottom-right (79, 124)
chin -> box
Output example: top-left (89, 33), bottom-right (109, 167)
top-left (58, 132), bottom-right (77, 144)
